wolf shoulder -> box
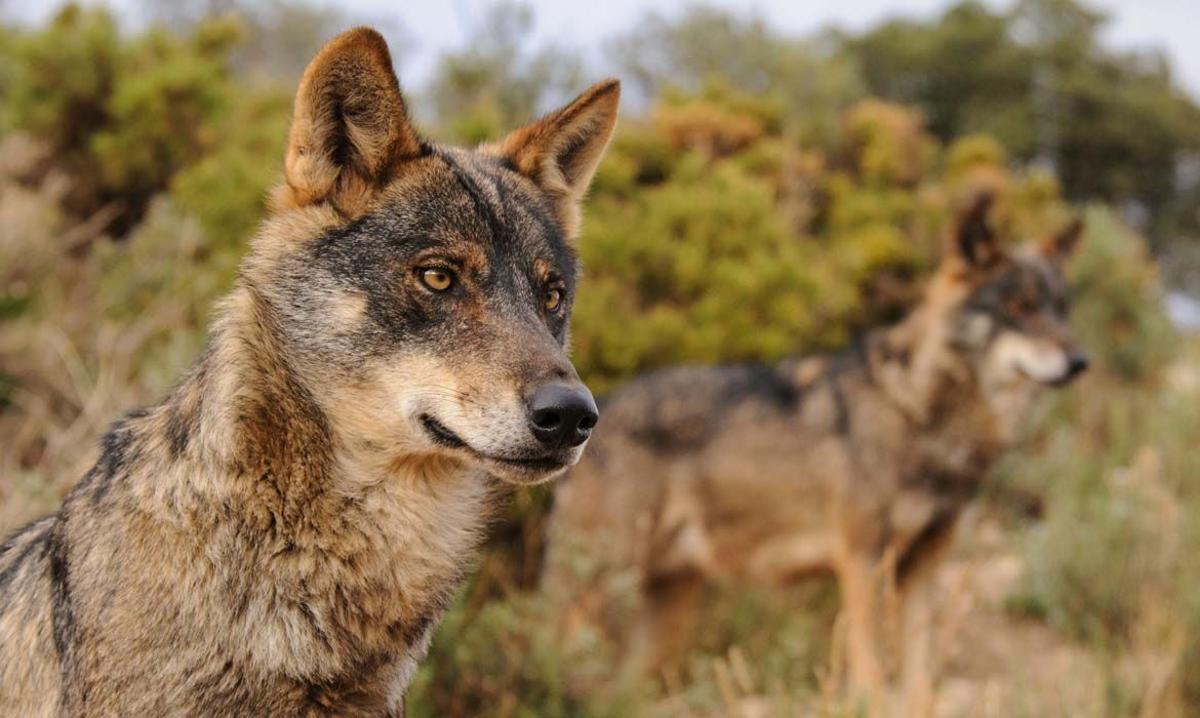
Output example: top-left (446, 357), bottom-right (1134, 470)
top-left (0, 516), bottom-right (63, 717)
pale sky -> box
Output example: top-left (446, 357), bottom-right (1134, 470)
top-left (321, 0), bottom-right (1200, 100)
top-left (8, 0), bottom-right (1200, 100)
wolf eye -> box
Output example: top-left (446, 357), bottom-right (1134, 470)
top-left (544, 287), bottom-right (564, 312)
top-left (419, 267), bottom-right (455, 293)
top-left (1008, 297), bottom-right (1037, 316)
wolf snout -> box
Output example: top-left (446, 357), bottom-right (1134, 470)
top-left (527, 382), bottom-right (599, 448)
top-left (1065, 352), bottom-right (1090, 380)
top-left (1046, 350), bottom-right (1089, 387)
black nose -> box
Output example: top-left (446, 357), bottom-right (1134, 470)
top-left (527, 383), bottom-right (599, 448)
top-left (1067, 352), bottom-right (1090, 378)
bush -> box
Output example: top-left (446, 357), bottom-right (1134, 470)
top-left (572, 94), bottom-right (1074, 392)
top-left (1068, 207), bottom-right (1178, 379)
top-left (407, 591), bottom-right (645, 718)
top-left (1, 5), bottom-right (241, 231)
top-left (171, 89), bottom-right (292, 248)
top-left (1002, 367), bottom-right (1200, 712)
top-left (574, 153), bottom-right (857, 392)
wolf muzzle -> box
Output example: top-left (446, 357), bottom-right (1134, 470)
top-left (1060, 351), bottom-right (1090, 384)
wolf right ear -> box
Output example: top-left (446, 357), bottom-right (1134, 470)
top-left (491, 79), bottom-right (621, 241)
top-left (948, 192), bottom-right (1001, 270)
top-left (283, 28), bottom-right (424, 216)
top-left (1041, 217), bottom-right (1084, 265)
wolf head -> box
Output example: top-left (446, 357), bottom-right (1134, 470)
top-left (928, 193), bottom-right (1087, 427)
top-left (242, 28), bottom-right (618, 485)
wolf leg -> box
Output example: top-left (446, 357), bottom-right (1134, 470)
top-left (836, 551), bottom-right (886, 714)
top-left (632, 571), bottom-right (706, 677)
top-left (896, 518), bottom-right (959, 718)
top-left (898, 576), bottom-right (936, 718)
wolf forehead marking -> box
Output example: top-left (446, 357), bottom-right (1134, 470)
top-left (967, 257), bottom-right (1069, 320)
top-left (432, 148), bottom-right (573, 269)
top-left (293, 152), bottom-right (581, 361)
top-left (310, 153), bottom-right (575, 294)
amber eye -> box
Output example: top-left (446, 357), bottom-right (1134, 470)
top-left (544, 287), bottom-right (564, 312)
top-left (419, 267), bottom-right (455, 292)
top-left (1008, 296), bottom-right (1037, 316)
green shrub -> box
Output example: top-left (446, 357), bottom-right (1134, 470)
top-left (1, 5), bottom-right (241, 230)
top-left (1068, 207), bottom-right (1178, 379)
top-left (407, 591), bottom-right (645, 718)
top-left (572, 94), bottom-right (1071, 392)
top-left (1001, 366), bottom-right (1200, 712)
top-left (574, 153), bottom-right (857, 392)
top-left (171, 89), bottom-right (292, 248)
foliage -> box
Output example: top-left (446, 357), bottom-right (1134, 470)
top-left (408, 590), bottom-right (645, 718)
top-left (424, 1), bottom-right (584, 143)
top-left (848, 0), bottom-right (1200, 244)
top-left (1067, 207), bottom-right (1178, 378)
top-left (1000, 350), bottom-right (1200, 709)
top-left (570, 86), bottom-right (1076, 391)
top-left (170, 89), bottom-right (292, 248)
top-left (0, 5), bottom-right (241, 231)
top-left (610, 5), bottom-right (862, 143)
top-left (575, 148), bottom-right (855, 392)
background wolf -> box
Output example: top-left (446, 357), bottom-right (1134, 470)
top-left (544, 195), bottom-right (1087, 713)
top-left (0, 27), bottom-right (618, 716)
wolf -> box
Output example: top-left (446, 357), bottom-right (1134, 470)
top-left (0, 28), bottom-right (618, 717)
top-left (544, 194), bottom-right (1086, 714)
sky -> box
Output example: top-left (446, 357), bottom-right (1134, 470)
top-left (8, 0), bottom-right (1200, 100)
top-left (374, 0), bottom-right (1200, 100)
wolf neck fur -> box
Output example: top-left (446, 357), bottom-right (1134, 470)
top-left (859, 289), bottom-right (1007, 471)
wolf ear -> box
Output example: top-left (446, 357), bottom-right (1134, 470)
top-left (948, 192), bottom-right (1001, 270)
top-left (492, 79), bottom-right (621, 240)
top-left (283, 28), bottom-right (424, 216)
top-left (1041, 217), bottom-right (1084, 265)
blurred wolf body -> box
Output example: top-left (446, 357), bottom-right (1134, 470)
top-left (0, 28), bottom-right (619, 717)
top-left (545, 196), bottom-right (1087, 712)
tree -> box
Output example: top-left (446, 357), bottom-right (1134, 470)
top-left (423, 1), bottom-right (584, 143)
top-left (610, 7), bottom-right (862, 143)
top-left (849, 0), bottom-right (1200, 245)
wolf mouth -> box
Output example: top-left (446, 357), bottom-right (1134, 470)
top-left (419, 414), bottom-right (569, 472)
top-left (421, 414), bottom-right (469, 449)
top-left (1014, 365), bottom-right (1077, 388)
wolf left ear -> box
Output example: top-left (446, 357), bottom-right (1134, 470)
top-left (1041, 217), bottom-right (1084, 265)
top-left (283, 28), bottom-right (424, 216)
top-left (491, 79), bottom-right (621, 240)
top-left (948, 192), bottom-right (1001, 270)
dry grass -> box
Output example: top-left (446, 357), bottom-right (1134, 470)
top-left (0, 136), bottom-right (221, 529)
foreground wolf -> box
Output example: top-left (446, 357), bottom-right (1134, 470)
top-left (0, 28), bottom-right (618, 716)
top-left (545, 196), bottom-right (1086, 712)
